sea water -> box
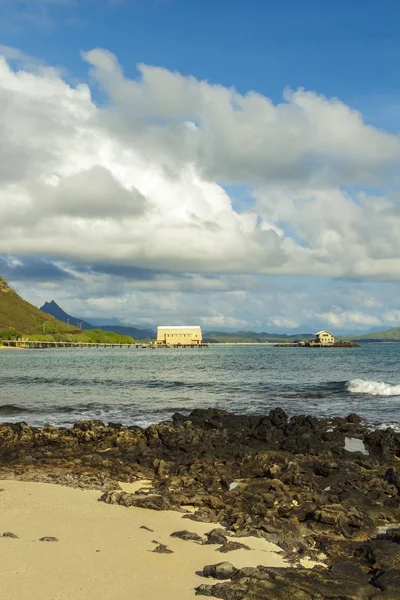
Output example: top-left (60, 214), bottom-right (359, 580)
top-left (0, 344), bottom-right (399, 428)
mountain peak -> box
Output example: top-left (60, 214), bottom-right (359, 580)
top-left (40, 301), bottom-right (93, 330)
top-left (42, 300), bottom-right (60, 309)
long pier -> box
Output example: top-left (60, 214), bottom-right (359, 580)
top-left (1, 340), bottom-right (209, 349)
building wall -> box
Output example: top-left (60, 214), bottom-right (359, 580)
top-left (316, 331), bottom-right (335, 345)
top-left (156, 327), bottom-right (202, 345)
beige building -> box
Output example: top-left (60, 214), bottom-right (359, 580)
top-left (314, 330), bottom-right (335, 345)
top-left (156, 326), bottom-right (202, 346)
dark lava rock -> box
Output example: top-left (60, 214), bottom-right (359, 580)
top-left (2, 407), bottom-right (400, 589)
top-left (216, 541), bottom-right (251, 553)
top-left (170, 530), bottom-right (203, 543)
top-left (203, 562), bottom-right (237, 579)
top-left (140, 525), bottom-right (154, 532)
top-left (365, 429), bottom-right (400, 461)
top-left (373, 568), bottom-right (400, 592)
top-left (2, 532), bottom-right (19, 538)
top-left (39, 536), bottom-right (58, 542)
top-left (99, 491), bottom-right (171, 511)
top-left (197, 564), bottom-right (377, 599)
top-left (152, 544), bottom-right (173, 554)
top-left (204, 528), bottom-right (229, 546)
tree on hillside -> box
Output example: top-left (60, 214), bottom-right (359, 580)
top-left (0, 328), bottom-right (22, 340)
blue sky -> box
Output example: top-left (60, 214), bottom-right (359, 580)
top-left (2, 0), bottom-right (400, 108)
top-left (1, 0), bottom-right (400, 332)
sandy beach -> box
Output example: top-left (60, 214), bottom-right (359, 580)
top-left (0, 346), bottom-right (22, 349)
top-left (0, 480), bottom-right (294, 600)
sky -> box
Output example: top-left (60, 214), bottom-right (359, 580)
top-left (1, 0), bottom-right (400, 333)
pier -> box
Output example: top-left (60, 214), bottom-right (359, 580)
top-left (1, 340), bottom-right (209, 349)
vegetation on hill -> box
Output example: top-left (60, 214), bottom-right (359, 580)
top-left (27, 330), bottom-right (135, 344)
top-left (0, 327), bottom-right (22, 341)
top-left (0, 276), bottom-right (78, 335)
top-left (0, 278), bottom-right (134, 344)
top-left (353, 328), bottom-right (400, 341)
top-left (203, 330), bottom-right (313, 343)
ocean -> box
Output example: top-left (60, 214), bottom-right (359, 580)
top-left (0, 344), bottom-right (400, 429)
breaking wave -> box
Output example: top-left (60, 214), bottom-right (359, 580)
top-left (347, 379), bottom-right (400, 396)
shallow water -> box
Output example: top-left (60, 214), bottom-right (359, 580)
top-left (0, 343), bottom-right (400, 428)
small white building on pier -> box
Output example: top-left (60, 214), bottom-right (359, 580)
top-left (156, 326), bottom-right (202, 346)
top-left (314, 330), bottom-right (335, 345)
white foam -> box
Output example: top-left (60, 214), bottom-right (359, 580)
top-left (347, 378), bottom-right (400, 396)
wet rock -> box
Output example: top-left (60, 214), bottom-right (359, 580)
top-left (199, 565), bottom-right (377, 599)
top-left (195, 584), bottom-right (214, 597)
top-left (170, 530), bottom-right (203, 543)
top-left (268, 408), bottom-right (288, 428)
top-left (183, 509), bottom-right (215, 523)
top-left (203, 562), bottom-right (237, 580)
top-left (384, 467), bottom-right (400, 492)
top-left (1, 408), bottom-right (400, 582)
top-left (216, 541), bottom-right (251, 553)
top-left (39, 536), bottom-right (58, 542)
top-left (330, 559), bottom-right (369, 582)
top-left (359, 539), bottom-right (400, 570)
top-left (99, 491), bottom-right (171, 511)
top-left (365, 429), bottom-right (400, 461)
top-left (204, 528), bottom-right (228, 545)
top-left (152, 544), bottom-right (173, 554)
top-left (373, 568), bottom-right (400, 592)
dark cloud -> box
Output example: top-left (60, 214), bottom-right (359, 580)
top-left (72, 262), bottom-right (161, 280)
top-left (0, 255), bottom-right (77, 281)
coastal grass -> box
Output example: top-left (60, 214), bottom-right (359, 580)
top-left (0, 276), bottom-right (78, 336)
top-left (0, 277), bottom-right (134, 344)
top-left (355, 327), bottom-right (400, 341)
top-left (203, 330), bottom-right (313, 343)
top-left (27, 330), bottom-right (135, 344)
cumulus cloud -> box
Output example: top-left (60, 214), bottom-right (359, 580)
top-left (314, 310), bottom-right (382, 328)
top-left (1, 47), bottom-right (400, 331)
top-left (83, 48), bottom-right (400, 186)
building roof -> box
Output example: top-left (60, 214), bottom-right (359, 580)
top-left (157, 326), bottom-right (202, 330)
top-left (315, 330), bottom-right (333, 336)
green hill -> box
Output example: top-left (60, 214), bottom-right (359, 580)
top-left (0, 276), bottom-right (78, 336)
top-left (354, 328), bottom-right (400, 341)
top-left (203, 330), bottom-right (313, 343)
top-left (0, 277), bottom-right (134, 344)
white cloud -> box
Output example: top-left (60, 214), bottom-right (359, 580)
top-left (0, 46), bottom-right (400, 292)
top-left (83, 48), bottom-right (400, 187)
top-left (314, 310), bottom-right (381, 328)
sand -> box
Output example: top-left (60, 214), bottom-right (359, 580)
top-left (0, 480), bottom-right (296, 600)
top-left (0, 346), bottom-right (22, 349)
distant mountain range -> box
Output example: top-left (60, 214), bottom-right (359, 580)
top-left (40, 301), bottom-right (93, 330)
top-left (352, 328), bottom-right (400, 341)
top-left (202, 330), bottom-right (313, 343)
top-left (40, 300), bottom-right (156, 340)
top-left (38, 299), bottom-right (400, 343)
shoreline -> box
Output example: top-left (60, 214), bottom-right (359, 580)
top-left (1, 408), bottom-right (400, 598)
top-left (0, 345), bottom-right (24, 349)
top-left (0, 480), bottom-right (294, 600)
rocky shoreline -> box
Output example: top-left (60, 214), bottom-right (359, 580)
top-left (1, 408), bottom-right (400, 599)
